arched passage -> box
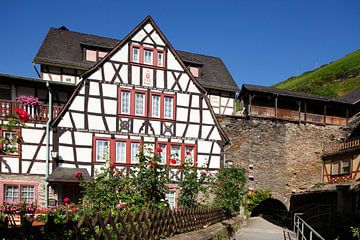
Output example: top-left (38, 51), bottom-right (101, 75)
top-left (251, 198), bottom-right (288, 217)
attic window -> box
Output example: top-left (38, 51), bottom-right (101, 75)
top-left (189, 66), bottom-right (200, 77)
top-left (85, 49), bottom-right (108, 62)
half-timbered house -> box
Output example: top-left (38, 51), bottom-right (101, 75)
top-left (46, 16), bottom-right (229, 206)
top-left (0, 73), bottom-right (74, 206)
top-left (33, 24), bottom-right (239, 116)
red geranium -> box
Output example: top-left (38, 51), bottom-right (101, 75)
top-left (186, 151), bottom-right (191, 155)
top-left (64, 197), bottom-right (70, 204)
top-left (74, 171), bottom-right (83, 179)
top-left (149, 161), bottom-right (156, 167)
top-left (34, 208), bottom-right (42, 214)
top-left (156, 147), bottom-right (162, 153)
top-left (15, 108), bottom-right (29, 123)
top-left (71, 207), bottom-right (77, 213)
top-left (170, 159), bottom-right (177, 164)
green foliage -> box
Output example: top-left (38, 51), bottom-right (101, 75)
top-left (244, 189), bottom-right (272, 213)
top-left (273, 49), bottom-right (360, 97)
top-left (178, 155), bottom-right (208, 208)
top-left (211, 167), bottom-right (246, 217)
top-left (351, 227), bottom-right (360, 240)
top-left (81, 145), bottom-right (170, 215)
top-left (0, 113), bottom-right (26, 155)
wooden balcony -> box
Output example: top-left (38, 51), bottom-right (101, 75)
top-left (323, 137), bottom-right (360, 156)
top-left (249, 105), bottom-right (347, 126)
top-left (0, 100), bottom-right (62, 123)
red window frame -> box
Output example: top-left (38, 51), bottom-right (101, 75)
top-left (149, 93), bottom-right (176, 121)
top-left (130, 44), bottom-right (166, 68)
top-left (0, 181), bottom-right (38, 204)
top-left (155, 142), bottom-right (197, 167)
top-left (118, 88), bottom-right (148, 118)
top-left (93, 136), bottom-right (142, 165)
top-left (0, 128), bottom-right (21, 157)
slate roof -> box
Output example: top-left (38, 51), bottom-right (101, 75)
top-left (33, 27), bottom-right (238, 92)
top-left (338, 87), bottom-right (360, 104)
top-left (0, 72), bottom-right (75, 89)
top-left (47, 167), bottom-right (91, 183)
top-left (241, 84), bottom-right (351, 105)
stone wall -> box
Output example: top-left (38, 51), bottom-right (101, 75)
top-left (218, 116), bottom-right (347, 207)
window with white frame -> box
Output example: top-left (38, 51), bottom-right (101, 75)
top-left (165, 191), bottom-right (176, 209)
top-left (4, 185), bottom-right (18, 203)
top-left (3, 131), bottom-right (18, 154)
top-left (133, 48), bottom-right (139, 63)
top-left (152, 95), bottom-right (160, 118)
top-left (131, 143), bottom-right (140, 163)
top-left (121, 91), bottom-right (130, 114)
top-left (185, 146), bottom-right (195, 164)
top-left (158, 52), bottom-right (164, 67)
top-left (4, 184), bottom-right (35, 203)
top-left (171, 145), bottom-right (181, 165)
top-left (96, 140), bottom-right (109, 162)
top-left (331, 159), bottom-right (351, 175)
top-left (135, 93), bottom-right (145, 116)
top-left (158, 144), bottom-right (167, 164)
top-left (164, 97), bottom-right (173, 119)
top-left (144, 50), bottom-right (153, 65)
top-left (116, 142), bottom-right (127, 163)
top-left (21, 185), bottom-right (35, 203)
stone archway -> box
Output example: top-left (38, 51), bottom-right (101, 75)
top-left (250, 198), bottom-right (288, 217)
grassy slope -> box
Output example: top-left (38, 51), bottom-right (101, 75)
top-left (273, 49), bottom-right (360, 97)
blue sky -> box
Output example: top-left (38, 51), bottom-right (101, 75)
top-left (1, 0), bottom-right (359, 87)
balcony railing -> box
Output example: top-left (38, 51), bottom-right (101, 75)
top-left (323, 136), bottom-right (360, 155)
top-left (249, 105), bottom-right (347, 126)
top-left (0, 100), bottom-right (62, 123)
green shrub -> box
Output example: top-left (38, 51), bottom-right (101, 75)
top-left (244, 189), bottom-right (272, 213)
top-left (212, 167), bottom-right (246, 216)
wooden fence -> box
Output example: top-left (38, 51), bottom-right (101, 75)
top-left (1, 207), bottom-right (225, 240)
top-left (249, 105), bottom-right (347, 126)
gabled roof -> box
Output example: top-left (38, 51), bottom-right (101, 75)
top-left (241, 84), bottom-right (351, 105)
top-left (177, 50), bottom-right (239, 92)
top-left (51, 16), bottom-right (230, 144)
top-left (34, 25), bottom-right (238, 92)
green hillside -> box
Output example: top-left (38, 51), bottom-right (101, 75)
top-left (273, 49), bottom-right (360, 97)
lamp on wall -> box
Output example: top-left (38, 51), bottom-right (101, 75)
top-left (51, 151), bottom-right (58, 159)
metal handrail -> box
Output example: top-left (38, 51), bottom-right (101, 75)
top-left (294, 213), bottom-right (325, 240)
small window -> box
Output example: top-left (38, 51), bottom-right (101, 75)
top-left (86, 49), bottom-right (97, 62)
top-left (21, 185), bottom-right (35, 203)
top-left (4, 185), bottom-right (18, 203)
top-left (157, 52), bottom-right (164, 67)
top-left (164, 97), bottom-right (173, 119)
top-left (185, 146), bottom-right (195, 164)
top-left (189, 66), bottom-right (200, 77)
top-left (144, 50), bottom-right (153, 65)
top-left (158, 144), bottom-right (167, 164)
top-left (342, 159), bottom-right (351, 174)
top-left (0, 87), bottom-right (11, 100)
top-left (98, 51), bottom-right (107, 60)
top-left (96, 140), bottom-right (109, 162)
top-left (171, 145), bottom-right (181, 165)
top-left (116, 142), bottom-right (127, 163)
top-left (121, 91), bottom-right (130, 114)
top-left (133, 48), bottom-right (140, 63)
top-left (331, 161), bottom-right (340, 175)
top-left (135, 93), bottom-right (145, 116)
top-left (131, 143), bottom-right (140, 163)
top-left (165, 191), bottom-right (176, 209)
top-left (152, 95), bottom-right (161, 118)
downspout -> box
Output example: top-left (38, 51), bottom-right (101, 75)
top-left (45, 81), bottom-right (52, 207)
